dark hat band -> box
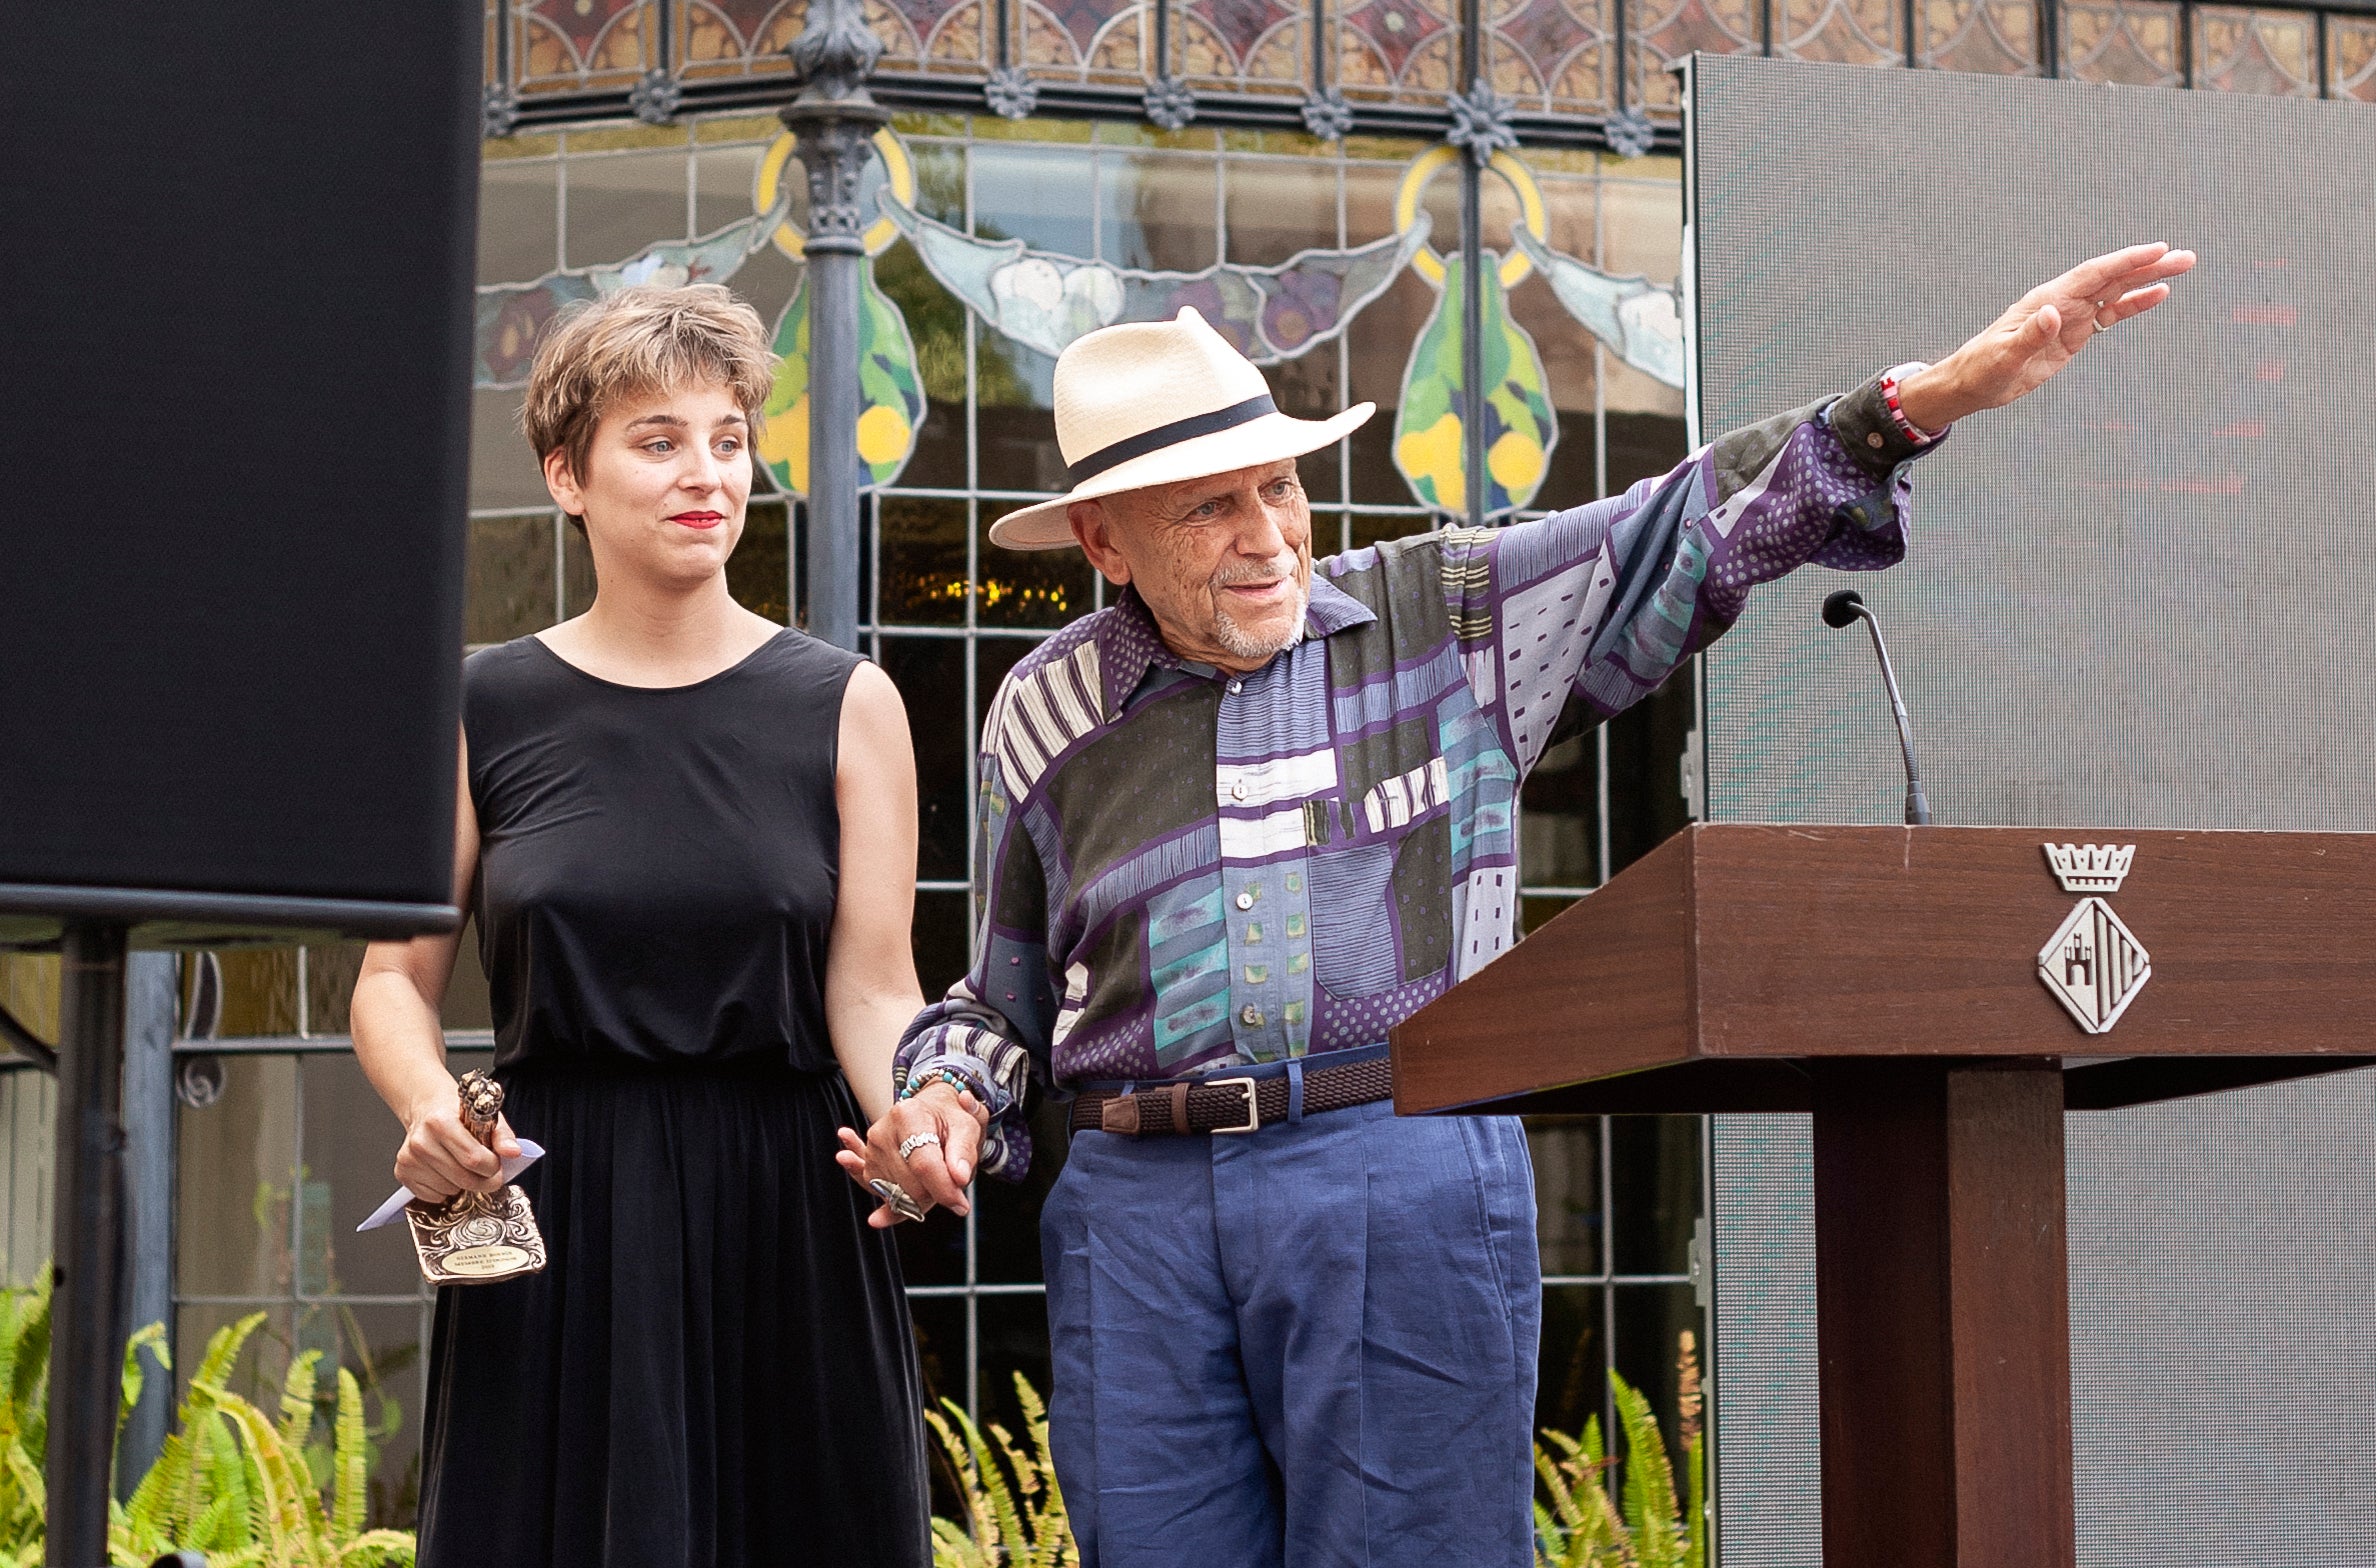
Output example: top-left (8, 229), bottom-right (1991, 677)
top-left (1067, 394), bottom-right (1278, 486)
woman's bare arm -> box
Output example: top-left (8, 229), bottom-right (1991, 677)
top-left (822, 663), bottom-right (929, 1133)
top-left (350, 737), bottom-right (519, 1202)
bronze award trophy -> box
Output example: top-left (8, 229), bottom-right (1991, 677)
top-left (406, 1069), bottom-right (547, 1285)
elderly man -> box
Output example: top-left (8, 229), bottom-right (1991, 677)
top-left (843, 243), bottom-right (2192, 1566)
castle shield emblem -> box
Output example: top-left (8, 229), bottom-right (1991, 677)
top-left (2037, 896), bottom-right (2152, 1034)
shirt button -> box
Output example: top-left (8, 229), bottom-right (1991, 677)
top-left (1231, 781), bottom-right (1248, 801)
top-left (1240, 1005), bottom-right (1264, 1027)
top-left (1235, 891), bottom-right (1256, 911)
top-left (1227, 679), bottom-right (1244, 695)
top-left (1866, 431), bottom-right (1885, 449)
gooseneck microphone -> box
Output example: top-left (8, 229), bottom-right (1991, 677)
top-left (1821, 589), bottom-right (1933, 826)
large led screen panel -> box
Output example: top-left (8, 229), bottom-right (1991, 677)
top-left (1687, 54), bottom-right (2376, 1568)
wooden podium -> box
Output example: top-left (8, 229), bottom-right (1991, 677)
top-left (1391, 825), bottom-right (2376, 1568)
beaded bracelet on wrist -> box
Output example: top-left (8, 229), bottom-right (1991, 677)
top-left (900, 1065), bottom-right (980, 1103)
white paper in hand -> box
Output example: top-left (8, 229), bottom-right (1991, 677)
top-left (357, 1139), bottom-right (546, 1232)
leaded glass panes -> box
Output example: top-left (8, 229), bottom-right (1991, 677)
top-left (1023, 0), bottom-right (1155, 80)
top-left (1179, 0), bottom-right (1313, 92)
top-left (1489, 0), bottom-right (1616, 114)
top-left (1779, 0), bottom-right (1907, 65)
top-left (2195, 5), bottom-right (2320, 94)
top-left (2060, 0), bottom-right (2184, 84)
top-left (517, 0), bottom-right (657, 91)
top-left (872, 0), bottom-right (1000, 71)
top-left (1626, 0), bottom-right (1761, 113)
top-left (1337, 0), bottom-right (1462, 102)
top-left (880, 495), bottom-right (972, 625)
top-left (1917, 0), bottom-right (2041, 74)
top-left (2334, 15), bottom-right (2376, 101)
top-left (679, 0), bottom-right (806, 78)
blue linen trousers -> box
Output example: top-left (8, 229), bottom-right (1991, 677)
top-left (1039, 1071), bottom-right (1540, 1568)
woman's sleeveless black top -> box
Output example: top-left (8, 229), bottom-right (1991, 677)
top-left (464, 629), bottom-right (863, 1074)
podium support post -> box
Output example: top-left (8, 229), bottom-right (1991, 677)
top-left (1812, 1058), bottom-right (2077, 1568)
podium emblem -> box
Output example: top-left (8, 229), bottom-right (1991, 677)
top-left (2042, 842), bottom-right (2135, 894)
top-left (2037, 896), bottom-right (2151, 1034)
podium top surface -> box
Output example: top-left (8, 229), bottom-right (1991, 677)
top-left (1391, 825), bottom-right (2376, 1115)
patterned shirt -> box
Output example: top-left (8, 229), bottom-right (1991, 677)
top-left (895, 374), bottom-right (1941, 1179)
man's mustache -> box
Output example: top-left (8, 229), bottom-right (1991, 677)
top-left (1210, 554), bottom-right (1302, 590)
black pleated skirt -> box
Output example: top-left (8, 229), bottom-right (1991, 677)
top-left (415, 1059), bottom-right (930, 1568)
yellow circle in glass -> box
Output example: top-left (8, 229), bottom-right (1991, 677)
top-left (1392, 145), bottom-right (1548, 290)
top-left (756, 129), bottom-right (915, 261)
top-left (855, 404), bottom-right (914, 467)
top-left (1487, 429), bottom-right (1547, 493)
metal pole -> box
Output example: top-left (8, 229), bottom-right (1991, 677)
top-left (47, 920), bottom-right (129, 1568)
top-left (119, 950), bottom-right (178, 1491)
top-left (781, 0), bottom-right (890, 653)
top-left (1459, 0), bottom-right (1487, 530)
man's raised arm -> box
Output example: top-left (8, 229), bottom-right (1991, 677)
top-left (1441, 241), bottom-right (2194, 778)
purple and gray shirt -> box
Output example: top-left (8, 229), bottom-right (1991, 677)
top-left (895, 374), bottom-right (1941, 1179)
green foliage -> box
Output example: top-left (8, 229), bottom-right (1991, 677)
top-left (1533, 1333), bottom-right (1710, 1568)
top-left (926, 1373), bottom-right (1077, 1568)
top-left (0, 1286), bottom-right (417, 1567)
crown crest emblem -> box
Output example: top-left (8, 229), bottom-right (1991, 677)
top-left (2042, 842), bottom-right (2135, 895)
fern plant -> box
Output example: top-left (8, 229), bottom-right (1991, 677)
top-left (111, 1310), bottom-right (416, 1567)
top-left (1532, 1332), bottom-right (1710, 1568)
top-left (925, 1372), bottom-right (1077, 1568)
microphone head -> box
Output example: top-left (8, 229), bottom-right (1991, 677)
top-left (1821, 589), bottom-right (1867, 629)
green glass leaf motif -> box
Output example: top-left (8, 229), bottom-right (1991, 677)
top-left (1391, 255), bottom-right (1558, 517)
top-left (757, 264), bottom-right (927, 497)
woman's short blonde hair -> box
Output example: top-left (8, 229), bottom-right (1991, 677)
top-left (521, 283), bottom-right (775, 506)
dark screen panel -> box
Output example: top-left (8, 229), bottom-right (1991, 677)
top-left (1691, 57), bottom-right (2376, 833)
top-left (1689, 55), bottom-right (2376, 1568)
top-left (0, 4), bottom-right (477, 919)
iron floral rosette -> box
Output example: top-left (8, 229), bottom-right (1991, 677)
top-left (406, 1069), bottom-right (547, 1285)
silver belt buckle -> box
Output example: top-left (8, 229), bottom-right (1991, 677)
top-left (1206, 1076), bottom-right (1260, 1134)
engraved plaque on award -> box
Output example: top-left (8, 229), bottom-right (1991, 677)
top-left (407, 1070), bottom-right (547, 1285)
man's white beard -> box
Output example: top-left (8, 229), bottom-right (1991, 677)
top-left (1211, 581), bottom-right (1309, 663)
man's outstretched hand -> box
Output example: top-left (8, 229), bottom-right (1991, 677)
top-left (835, 1080), bottom-right (989, 1228)
top-left (1897, 242), bottom-right (2197, 433)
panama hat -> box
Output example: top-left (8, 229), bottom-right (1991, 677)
top-left (987, 308), bottom-right (1375, 551)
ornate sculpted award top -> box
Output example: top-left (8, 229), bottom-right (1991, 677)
top-left (406, 1069), bottom-right (548, 1285)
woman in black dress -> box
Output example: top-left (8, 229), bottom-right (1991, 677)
top-left (352, 284), bottom-right (950, 1566)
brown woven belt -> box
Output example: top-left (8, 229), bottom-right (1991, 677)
top-left (1069, 1055), bottom-right (1394, 1137)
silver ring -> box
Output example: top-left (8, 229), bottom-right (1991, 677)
top-left (868, 1177), bottom-right (928, 1222)
top-left (2093, 317), bottom-right (2110, 334)
top-left (898, 1132), bottom-right (942, 1161)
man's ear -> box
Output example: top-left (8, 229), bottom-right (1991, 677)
top-left (1070, 500), bottom-right (1131, 587)
top-left (542, 446), bottom-right (586, 518)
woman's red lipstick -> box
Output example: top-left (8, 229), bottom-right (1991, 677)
top-left (669, 510), bottom-right (725, 530)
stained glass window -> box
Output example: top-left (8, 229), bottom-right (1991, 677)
top-left (1489, 0), bottom-right (1617, 115)
top-left (2193, 5), bottom-right (2320, 95)
top-left (1024, 0), bottom-right (1156, 80)
top-left (2060, 0), bottom-right (2184, 85)
top-left (1625, 0), bottom-right (1760, 113)
top-left (2333, 14), bottom-right (2376, 102)
top-left (1179, 0), bottom-right (1313, 93)
top-left (1917, 0), bottom-right (2041, 74)
top-left (1337, 0), bottom-right (1462, 103)
top-left (1778, 0), bottom-right (1907, 65)
top-left (516, 0), bottom-right (658, 91)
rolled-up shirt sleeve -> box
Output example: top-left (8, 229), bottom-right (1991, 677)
top-left (893, 737), bottom-right (1051, 1182)
top-left (1449, 370), bottom-right (1941, 775)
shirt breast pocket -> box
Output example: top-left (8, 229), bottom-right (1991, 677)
top-left (1303, 806), bottom-right (1452, 1001)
